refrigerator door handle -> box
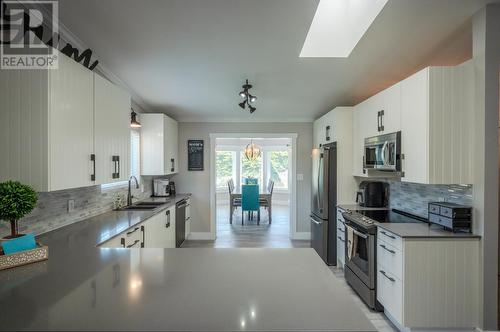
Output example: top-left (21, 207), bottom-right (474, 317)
top-left (317, 153), bottom-right (323, 213)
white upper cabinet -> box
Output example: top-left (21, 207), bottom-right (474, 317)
top-left (141, 113), bottom-right (179, 176)
top-left (0, 51), bottom-right (94, 191)
top-left (94, 74), bottom-right (131, 184)
top-left (0, 51), bottom-right (131, 191)
top-left (313, 107), bottom-right (355, 204)
top-left (376, 83), bottom-right (401, 134)
top-left (400, 62), bottom-right (474, 184)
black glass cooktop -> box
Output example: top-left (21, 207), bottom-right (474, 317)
top-left (355, 209), bottom-right (427, 224)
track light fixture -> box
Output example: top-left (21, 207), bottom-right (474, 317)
top-left (238, 79), bottom-right (257, 113)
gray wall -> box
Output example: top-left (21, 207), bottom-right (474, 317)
top-left (0, 180), bottom-right (152, 238)
top-left (173, 122), bottom-right (313, 234)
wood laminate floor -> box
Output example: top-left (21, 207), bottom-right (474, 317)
top-left (182, 204), bottom-right (398, 332)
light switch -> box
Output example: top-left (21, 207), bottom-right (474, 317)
top-left (297, 174), bottom-right (304, 181)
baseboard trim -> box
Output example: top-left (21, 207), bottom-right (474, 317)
top-left (188, 232), bottom-right (215, 240)
top-left (291, 232), bottom-right (311, 240)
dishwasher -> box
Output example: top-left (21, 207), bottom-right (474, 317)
top-left (175, 199), bottom-right (188, 247)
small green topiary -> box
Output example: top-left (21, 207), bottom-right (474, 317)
top-left (0, 181), bottom-right (38, 238)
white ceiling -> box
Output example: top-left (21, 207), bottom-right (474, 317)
top-left (57, 0), bottom-right (498, 122)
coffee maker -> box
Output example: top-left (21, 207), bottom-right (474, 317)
top-left (153, 179), bottom-right (170, 197)
top-left (355, 181), bottom-right (387, 207)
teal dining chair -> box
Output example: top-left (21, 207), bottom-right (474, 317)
top-left (241, 184), bottom-right (260, 225)
top-left (243, 177), bottom-right (258, 185)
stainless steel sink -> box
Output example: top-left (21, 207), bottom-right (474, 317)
top-left (134, 202), bottom-right (166, 206)
top-left (118, 205), bottom-right (158, 211)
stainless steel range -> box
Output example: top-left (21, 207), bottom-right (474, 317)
top-left (342, 209), bottom-right (424, 310)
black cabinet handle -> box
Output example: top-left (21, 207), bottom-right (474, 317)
top-left (166, 210), bottom-right (171, 228)
top-left (380, 244), bottom-right (396, 254)
top-left (377, 111), bottom-right (381, 132)
top-left (126, 240), bottom-right (140, 248)
top-left (325, 125), bottom-right (331, 141)
top-left (91, 154), bottom-right (96, 181)
top-left (337, 236), bottom-right (345, 243)
top-left (141, 225), bottom-right (145, 248)
top-left (112, 156), bottom-right (120, 179)
top-left (171, 158), bottom-right (175, 172)
top-left (380, 270), bottom-right (395, 282)
top-left (379, 110), bottom-right (385, 131)
top-left (126, 227), bottom-right (140, 236)
top-left (380, 230), bottom-right (396, 239)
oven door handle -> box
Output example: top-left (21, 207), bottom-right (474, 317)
top-left (346, 225), bottom-right (368, 239)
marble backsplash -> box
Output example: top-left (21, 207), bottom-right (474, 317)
top-left (0, 178), bottom-right (154, 238)
top-left (389, 181), bottom-right (473, 218)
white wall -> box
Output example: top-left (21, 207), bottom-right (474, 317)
top-left (472, 4), bottom-right (500, 330)
top-left (173, 122), bottom-right (312, 234)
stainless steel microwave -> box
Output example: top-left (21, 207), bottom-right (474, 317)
top-left (364, 131), bottom-right (401, 172)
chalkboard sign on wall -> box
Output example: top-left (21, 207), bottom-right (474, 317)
top-left (188, 140), bottom-right (204, 171)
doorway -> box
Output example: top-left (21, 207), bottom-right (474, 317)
top-left (209, 133), bottom-right (299, 247)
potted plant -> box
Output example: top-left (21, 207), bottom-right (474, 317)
top-left (0, 181), bottom-right (37, 239)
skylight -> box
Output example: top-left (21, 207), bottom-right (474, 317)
top-left (300, 0), bottom-right (388, 58)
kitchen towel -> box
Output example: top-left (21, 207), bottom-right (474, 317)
top-left (346, 226), bottom-right (357, 261)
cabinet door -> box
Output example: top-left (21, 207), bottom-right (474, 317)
top-left (164, 116), bottom-right (178, 175)
top-left (352, 106), bottom-right (364, 176)
top-left (94, 74), bottom-right (131, 184)
top-left (378, 84), bottom-right (401, 134)
top-left (48, 53), bottom-right (94, 191)
top-left (400, 68), bottom-right (429, 183)
top-left (141, 114), bottom-right (165, 175)
top-left (360, 97), bottom-right (380, 138)
top-left (143, 214), bottom-right (163, 248)
top-left (166, 207), bottom-right (176, 248)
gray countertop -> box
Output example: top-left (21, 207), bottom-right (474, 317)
top-left (0, 195), bottom-right (376, 331)
top-left (376, 222), bottom-right (481, 239)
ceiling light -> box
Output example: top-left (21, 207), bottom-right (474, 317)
top-left (244, 140), bottom-right (261, 161)
top-left (300, 0), bottom-right (388, 58)
top-left (237, 79), bottom-right (257, 114)
top-left (130, 109), bottom-right (141, 128)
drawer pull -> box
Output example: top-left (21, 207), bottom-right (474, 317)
top-left (380, 230), bottom-right (396, 239)
top-left (337, 236), bottom-right (345, 243)
top-left (126, 240), bottom-right (140, 248)
top-left (380, 244), bottom-right (396, 254)
top-left (126, 227), bottom-right (140, 236)
top-left (337, 227), bottom-right (344, 232)
top-left (380, 270), bottom-right (395, 282)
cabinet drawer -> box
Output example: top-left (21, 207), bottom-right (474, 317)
top-left (124, 225), bottom-right (143, 247)
top-left (377, 228), bottom-right (402, 250)
top-left (428, 213), bottom-right (453, 229)
top-left (428, 204), bottom-right (440, 214)
top-left (377, 240), bottom-right (403, 280)
top-left (377, 268), bottom-right (403, 325)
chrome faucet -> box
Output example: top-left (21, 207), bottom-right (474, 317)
top-left (127, 176), bottom-right (139, 206)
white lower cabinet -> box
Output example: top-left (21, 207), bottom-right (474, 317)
top-left (144, 206), bottom-right (176, 248)
top-left (185, 198), bottom-right (191, 239)
top-left (336, 208), bottom-right (346, 267)
top-left (376, 228), bottom-right (480, 330)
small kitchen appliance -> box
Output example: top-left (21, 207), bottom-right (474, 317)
top-left (356, 181), bottom-right (387, 207)
top-left (153, 179), bottom-right (170, 197)
top-left (364, 131), bottom-right (401, 172)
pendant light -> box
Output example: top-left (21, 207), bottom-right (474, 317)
top-left (244, 140), bottom-right (261, 161)
top-left (130, 109), bottom-right (141, 128)
top-left (238, 79), bottom-right (257, 114)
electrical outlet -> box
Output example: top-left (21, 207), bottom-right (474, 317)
top-left (297, 174), bottom-right (304, 181)
top-left (68, 199), bottom-right (75, 213)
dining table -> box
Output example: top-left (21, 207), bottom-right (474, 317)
top-left (229, 187), bottom-right (272, 224)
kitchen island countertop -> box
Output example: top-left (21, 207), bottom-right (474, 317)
top-left (0, 195), bottom-right (376, 331)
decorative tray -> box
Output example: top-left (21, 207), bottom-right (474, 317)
top-left (0, 243), bottom-right (48, 271)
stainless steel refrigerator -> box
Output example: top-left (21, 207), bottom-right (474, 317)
top-left (310, 142), bottom-right (337, 265)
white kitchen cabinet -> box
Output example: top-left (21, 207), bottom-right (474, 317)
top-left (400, 62), bottom-right (474, 184)
top-left (0, 51), bottom-right (95, 191)
top-left (313, 107), bottom-right (355, 204)
top-left (93, 74), bottom-right (131, 184)
top-left (185, 198), bottom-right (191, 239)
top-left (376, 228), bottom-right (480, 331)
top-left (376, 83), bottom-right (401, 135)
top-left (336, 208), bottom-right (346, 267)
top-left (144, 206), bottom-right (176, 248)
top-left (0, 51), bottom-right (132, 191)
top-left (141, 114), bottom-right (179, 176)
top-left (98, 233), bottom-right (124, 248)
